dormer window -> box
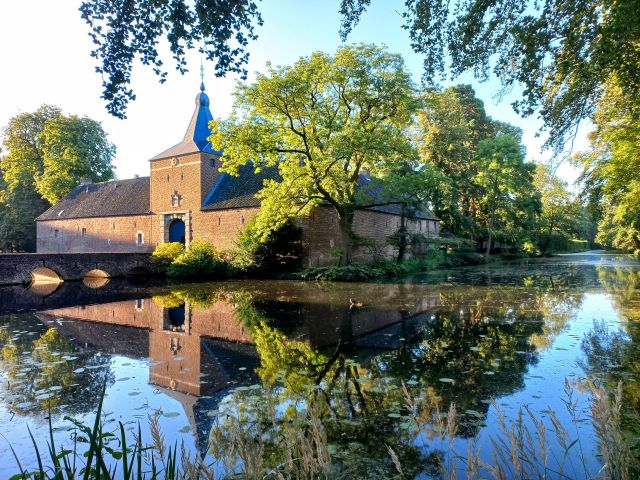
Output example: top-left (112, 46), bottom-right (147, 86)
top-left (171, 191), bottom-right (181, 207)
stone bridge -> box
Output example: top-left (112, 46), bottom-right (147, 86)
top-left (0, 252), bottom-right (159, 286)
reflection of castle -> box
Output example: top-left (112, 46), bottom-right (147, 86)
top-left (35, 84), bottom-right (439, 265)
top-left (40, 297), bottom-right (253, 396)
top-left (37, 283), bottom-right (442, 450)
top-left (38, 282), bottom-right (443, 394)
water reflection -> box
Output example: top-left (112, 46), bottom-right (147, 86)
top-left (0, 316), bottom-right (112, 415)
top-left (580, 267), bottom-right (640, 447)
top-left (1, 255), bottom-right (639, 476)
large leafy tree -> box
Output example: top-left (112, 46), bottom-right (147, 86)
top-left (37, 116), bottom-right (116, 204)
top-left (473, 135), bottom-right (538, 257)
top-left (339, 0), bottom-right (640, 153)
top-left (210, 44), bottom-right (419, 265)
top-left (574, 79), bottom-right (640, 253)
top-left (417, 85), bottom-right (512, 238)
top-left (79, 0), bottom-right (263, 118)
top-left (0, 106), bottom-right (116, 251)
top-left (533, 164), bottom-right (592, 251)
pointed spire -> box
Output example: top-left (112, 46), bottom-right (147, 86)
top-left (184, 82), bottom-right (213, 148)
top-left (149, 77), bottom-right (220, 161)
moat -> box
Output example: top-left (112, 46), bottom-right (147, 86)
top-left (1, 252), bottom-right (639, 477)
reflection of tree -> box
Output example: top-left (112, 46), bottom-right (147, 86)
top-left (207, 281), bottom-right (578, 477)
top-left (0, 318), bottom-right (113, 416)
top-left (151, 283), bottom-right (220, 309)
top-left (581, 267), bottom-right (640, 455)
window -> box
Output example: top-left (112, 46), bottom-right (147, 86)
top-left (81, 228), bottom-right (87, 239)
top-left (180, 172), bottom-right (183, 181)
top-left (210, 158), bottom-right (215, 168)
top-left (136, 231), bottom-right (144, 246)
top-left (54, 229), bottom-right (59, 238)
top-left (135, 298), bottom-right (144, 311)
top-left (171, 191), bottom-right (181, 207)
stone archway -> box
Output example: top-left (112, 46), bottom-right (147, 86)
top-left (162, 212), bottom-right (190, 246)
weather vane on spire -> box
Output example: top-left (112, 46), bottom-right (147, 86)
top-left (200, 59), bottom-right (205, 92)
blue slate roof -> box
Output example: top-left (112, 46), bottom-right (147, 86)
top-left (150, 83), bottom-right (221, 161)
top-left (201, 164), bottom-right (280, 210)
top-left (201, 165), bottom-right (439, 220)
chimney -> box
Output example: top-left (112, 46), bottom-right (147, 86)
top-left (134, 174), bottom-right (139, 178)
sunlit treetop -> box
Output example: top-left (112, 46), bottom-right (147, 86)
top-left (340, 0), bottom-right (640, 153)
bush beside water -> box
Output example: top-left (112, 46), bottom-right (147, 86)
top-left (151, 238), bottom-right (488, 282)
top-left (296, 249), bottom-right (486, 282)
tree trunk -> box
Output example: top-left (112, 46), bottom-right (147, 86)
top-left (397, 205), bottom-right (407, 263)
top-left (485, 232), bottom-right (492, 260)
top-left (337, 211), bottom-right (354, 266)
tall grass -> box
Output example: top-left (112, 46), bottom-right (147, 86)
top-left (6, 379), bottom-right (636, 479)
top-left (5, 382), bottom-right (214, 480)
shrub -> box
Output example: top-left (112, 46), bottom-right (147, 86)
top-left (166, 240), bottom-right (228, 278)
top-left (151, 242), bottom-right (185, 270)
top-left (232, 218), bottom-right (302, 273)
top-left (296, 264), bottom-right (376, 282)
top-left (520, 240), bottom-right (541, 257)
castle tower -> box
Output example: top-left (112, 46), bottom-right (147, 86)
top-left (148, 83), bottom-right (222, 245)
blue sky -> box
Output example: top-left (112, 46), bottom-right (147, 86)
top-left (0, 0), bottom-right (586, 184)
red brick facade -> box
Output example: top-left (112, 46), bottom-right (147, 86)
top-left (36, 88), bottom-right (439, 264)
top-left (299, 206), bottom-right (440, 266)
top-left (37, 214), bottom-right (155, 253)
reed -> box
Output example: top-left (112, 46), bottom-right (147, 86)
top-left (6, 379), bottom-right (636, 479)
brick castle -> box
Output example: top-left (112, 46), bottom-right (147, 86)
top-left (36, 84), bottom-right (439, 265)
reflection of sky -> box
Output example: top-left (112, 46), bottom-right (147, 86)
top-left (0, 354), bottom-right (197, 478)
top-left (433, 291), bottom-right (622, 478)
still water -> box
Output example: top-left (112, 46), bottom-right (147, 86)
top-left (0, 252), bottom-right (638, 477)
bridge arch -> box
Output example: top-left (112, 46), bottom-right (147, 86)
top-left (85, 268), bottom-right (110, 278)
top-left (82, 269), bottom-right (111, 289)
top-left (29, 267), bottom-right (63, 286)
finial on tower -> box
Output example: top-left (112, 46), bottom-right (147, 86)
top-left (200, 59), bottom-right (205, 92)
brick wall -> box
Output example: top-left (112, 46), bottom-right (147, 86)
top-left (149, 152), bottom-right (221, 214)
top-left (191, 208), bottom-right (259, 250)
top-left (36, 215), bottom-right (155, 253)
top-left (300, 206), bottom-right (440, 267)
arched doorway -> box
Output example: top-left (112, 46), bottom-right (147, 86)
top-left (168, 219), bottom-right (185, 244)
top-left (167, 305), bottom-right (186, 332)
